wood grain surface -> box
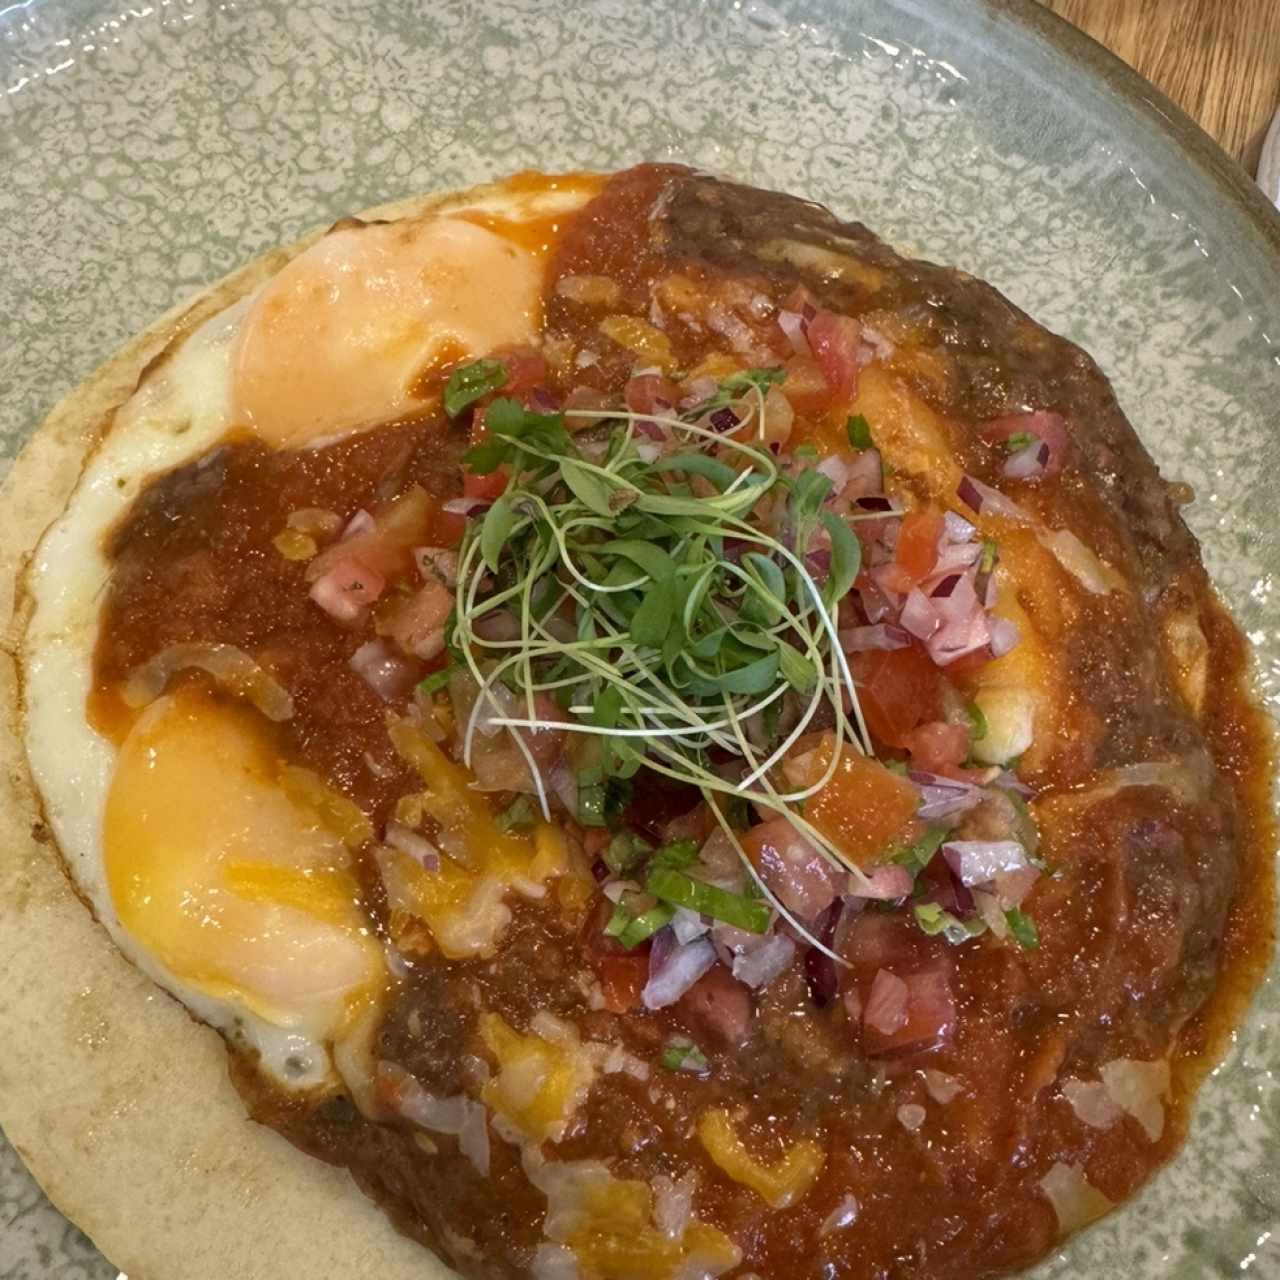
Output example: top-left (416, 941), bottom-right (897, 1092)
top-left (1039, 0), bottom-right (1280, 169)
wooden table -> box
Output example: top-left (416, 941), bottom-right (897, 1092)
top-left (1040, 0), bottom-right (1280, 169)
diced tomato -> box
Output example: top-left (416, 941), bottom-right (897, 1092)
top-left (863, 966), bottom-right (955, 1056)
top-left (945, 647), bottom-right (993, 677)
top-left (902, 720), bottom-right (970, 776)
top-left (782, 735), bottom-right (920, 868)
top-left (807, 310), bottom-right (863, 400)
top-left (597, 952), bottom-right (650, 1014)
top-left (851, 643), bottom-right (943, 748)
top-left (676, 963), bottom-right (752, 1045)
top-left (463, 468), bottom-right (509, 502)
top-left (981, 410), bottom-right (1068, 475)
top-left (742, 817), bottom-right (843, 917)
top-left (491, 344), bottom-right (547, 397)
top-left (780, 354), bottom-right (835, 417)
top-left (428, 503), bottom-right (467, 549)
top-left (782, 283), bottom-right (818, 315)
top-left (895, 510), bottom-right (945, 584)
top-left (625, 372), bottom-right (681, 415)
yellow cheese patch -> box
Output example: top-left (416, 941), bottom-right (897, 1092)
top-left (697, 1109), bottom-right (825, 1209)
top-left (849, 365), bottom-right (960, 497)
top-left (536, 1159), bottom-right (741, 1280)
top-left (104, 686), bottom-right (383, 1037)
top-left (384, 717), bottom-right (568, 958)
top-left (480, 1013), bottom-right (596, 1143)
top-left (233, 214), bottom-right (542, 447)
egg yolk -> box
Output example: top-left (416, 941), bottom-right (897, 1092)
top-left (103, 685), bottom-right (383, 1037)
top-left (231, 215), bottom-right (542, 448)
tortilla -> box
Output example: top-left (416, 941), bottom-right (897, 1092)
top-left (0, 165), bottom-right (1271, 1280)
top-left (0, 187), bottom-right (478, 1280)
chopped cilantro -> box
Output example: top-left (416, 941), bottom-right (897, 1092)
top-left (443, 358), bottom-right (507, 417)
top-left (1005, 908), bottom-right (1040, 949)
top-left (846, 413), bottom-right (874, 450)
top-left (417, 666), bottom-right (454, 696)
top-left (662, 1040), bottom-right (710, 1073)
top-left (495, 795), bottom-right (537, 834)
top-left (966, 701), bottom-right (989, 742)
top-left (913, 901), bottom-right (987, 945)
top-left (605, 898), bottom-right (675, 949)
top-left (646, 865), bottom-right (771, 933)
top-left (603, 830), bottom-right (651, 876)
top-left (1004, 431), bottom-right (1037, 452)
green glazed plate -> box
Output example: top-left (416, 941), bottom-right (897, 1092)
top-left (1, 0), bottom-right (1276, 1275)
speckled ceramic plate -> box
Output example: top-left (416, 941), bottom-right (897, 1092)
top-left (1, 0), bottom-right (1277, 1276)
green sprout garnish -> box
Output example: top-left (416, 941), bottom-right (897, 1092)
top-left (445, 372), bottom-right (889, 958)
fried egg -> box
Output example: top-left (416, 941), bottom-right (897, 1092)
top-left (22, 173), bottom-right (600, 1093)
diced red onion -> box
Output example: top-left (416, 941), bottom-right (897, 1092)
top-left (930, 540), bottom-right (983, 576)
top-left (350, 639), bottom-right (419, 702)
top-left (942, 510), bottom-right (976, 543)
top-left (441, 496), bottom-right (490, 516)
top-left (709, 407), bottom-right (739, 433)
top-left (858, 581), bottom-right (894, 624)
top-left (925, 611), bottom-right (991, 667)
top-left (1062, 1078), bottom-right (1122, 1129)
top-left (731, 933), bottom-right (795, 990)
top-left (652, 1171), bottom-right (698, 1241)
top-left (900, 588), bottom-right (941, 640)
top-left (641, 932), bottom-right (717, 1010)
top-left (856, 494), bottom-right (897, 513)
top-left (805, 548), bottom-right (832, 580)
top-left (840, 448), bottom-right (884, 501)
top-left (635, 440), bottom-right (661, 464)
top-left (897, 1103), bottom-right (926, 1131)
top-left (122, 642), bottom-right (295, 722)
top-left (803, 899), bottom-right (843, 1008)
top-left (956, 474), bottom-right (1031, 523)
top-left (864, 969), bottom-right (909, 1036)
top-left (385, 821), bottom-right (440, 871)
top-left (988, 616), bottom-right (1020, 657)
top-left (850, 863), bottom-right (913, 901)
top-left (942, 839), bottom-right (1031, 887)
top-left (414, 546), bottom-right (459, 586)
top-left (984, 411), bottom-right (1068, 476)
top-left (924, 1069), bottom-right (963, 1104)
top-left (839, 623), bottom-right (910, 652)
top-left (679, 375), bottom-right (719, 408)
top-left (1003, 439), bottom-right (1051, 480)
top-left (777, 309), bottom-right (810, 355)
top-left (816, 454), bottom-right (852, 490)
top-left (973, 888), bottom-right (1009, 936)
top-left (909, 771), bottom-right (983, 821)
top-left (310, 557), bottom-right (386, 621)
top-left (929, 571), bottom-right (980, 622)
top-left (671, 906), bottom-right (710, 945)
top-left (342, 509), bottom-right (375, 539)
top-left (820, 1194), bottom-right (861, 1237)
top-left (995, 865), bottom-right (1040, 910)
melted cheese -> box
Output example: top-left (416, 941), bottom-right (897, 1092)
top-left (849, 365), bottom-right (960, 495)
top-left (480, 1013), bottom-right (597, 1143)
top-left (696, 1109), bottom-right (825, 1210)
top-left (382, 717), bottom-right (568, 958)
top-left (104, 686), bottom-right (384, 1058)
top-left (531, 1156), bottom-right (741, 1280)
top-left (232, 215), bottom-right (542, 447)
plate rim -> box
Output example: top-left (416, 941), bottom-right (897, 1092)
top-left (982, 0), bottom-right (1280, 257)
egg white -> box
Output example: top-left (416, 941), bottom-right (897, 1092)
top-left (22, 176), bottom-right (596, 1093)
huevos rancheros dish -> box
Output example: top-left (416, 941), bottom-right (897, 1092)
top-left (2, 164), bottom-right (1273, 1280)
